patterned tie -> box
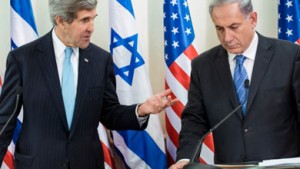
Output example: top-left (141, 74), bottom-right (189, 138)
top-left (234, 55), bottom-right (248, 115)
top-left (62, 47), bottom-right (75, 128)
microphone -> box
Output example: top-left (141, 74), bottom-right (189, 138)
top-left (244, 79), bottom-right (249, 89)
top-left (244, 79), bottom-right (250, 106)
top-left (188, 79), bottom-right (250, 164)
top-left (0, 86), bottom-right (23, 137)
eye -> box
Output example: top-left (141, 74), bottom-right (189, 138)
top-left (216, 27), bottom-right (224, 32)
top-left (230, 25), bottom-right (239, 31)
top-left (82, 18), bottom-right (90, 23)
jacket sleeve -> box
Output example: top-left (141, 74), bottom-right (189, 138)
top-left (0, 51), bottom-right (23, 163)
top-left (99, 52), bottom-right (147, 130)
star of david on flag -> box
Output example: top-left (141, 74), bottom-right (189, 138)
top-left (110, 29), bottom-right (145, 86)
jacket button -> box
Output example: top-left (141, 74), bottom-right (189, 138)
top-left (62, 161), bottom-right (69, 169)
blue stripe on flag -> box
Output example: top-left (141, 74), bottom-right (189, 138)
top-left (12, 119), bottom-right (22, 143)
top-left (10, 0), bottom-right (38, 34)
top-left (118, 130), bottom-right (167, 169)
top-left (11, 39), bottom-right (17, 50)
top-left (117, 0), bottom-right (135, 17)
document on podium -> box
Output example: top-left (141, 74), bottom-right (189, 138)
top-left (215, 164), bottom-right (257, 168)
top-left (258, 157), bottom-right (300, 167)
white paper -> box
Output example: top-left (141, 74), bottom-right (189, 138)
top-left (259, 157), bottom-right (300, 167)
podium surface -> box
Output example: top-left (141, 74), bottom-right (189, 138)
top-left (183, 163), bottom-right (300, 169)
top-left (183, 157), bottom-right (300, 169)
top-left (183, 163), bottom-right (261, 169)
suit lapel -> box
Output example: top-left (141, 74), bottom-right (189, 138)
top-left (69, 47), bottom-right (91, 137)
top-left (246, 35), bottom-right (273, 115)
top-left (214, 48), bottom-right (243, 119)
top-left (35, 32), bottom-right (69, 132)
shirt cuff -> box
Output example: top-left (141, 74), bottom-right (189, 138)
top-left (177, 159), bottom-right (190, 163)
top-left (135, 104), bottom-right (149, 126)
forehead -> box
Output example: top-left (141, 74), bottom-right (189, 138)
top-left (75, 9), bottom-right (97, 19)
top-left (211, 3), bottom-right (245, 26)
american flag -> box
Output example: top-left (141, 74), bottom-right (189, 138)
top-left (97, 123), bottom-right (115, 169)
top-left (163, 0), bottom-right (214, 165)
top-left (278, 0), bottom-right (300, 43)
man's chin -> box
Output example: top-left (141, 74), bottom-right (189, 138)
top-left (79, 43), bottom-right (90, 49)
top-left (225, 47), bottom-right (243, 54)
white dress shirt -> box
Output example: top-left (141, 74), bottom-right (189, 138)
top-left (52, 29), bottom-right (79, 94)
top-left (228, 32), bottom-right (259, 83)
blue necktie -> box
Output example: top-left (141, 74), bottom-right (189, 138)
top-left (62, 47), bottom-right (75, 128)
top-left (234, 55), bottom-right (248, 114)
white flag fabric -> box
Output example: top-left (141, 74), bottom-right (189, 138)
top-left (109, 0), bottom-right (167, 168)
top-left (98, 123), bottom-right (114, 169)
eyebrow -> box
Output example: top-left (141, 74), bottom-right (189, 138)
top-left (216, 23), bottom-right (240, 28)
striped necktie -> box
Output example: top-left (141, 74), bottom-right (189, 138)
top-left (233, 55), bottom-right (248, 115)
top-left (62, 47), bottom-right (75, 128)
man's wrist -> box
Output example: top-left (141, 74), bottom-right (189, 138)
top-left (136, 103), bottom-right (147, 117)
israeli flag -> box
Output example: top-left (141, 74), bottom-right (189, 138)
top-left (109, 0), bottom-right (167, 168)
top-left (10, 0), bottom-right (38, 49)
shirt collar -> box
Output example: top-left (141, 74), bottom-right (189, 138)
top-left (52, 28), bottom-right (79, 58)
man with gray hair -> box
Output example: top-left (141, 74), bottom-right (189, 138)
top-left (170, 0), bottom-right (300, 168)
top-left (0, 0), bottom-right (177, 169)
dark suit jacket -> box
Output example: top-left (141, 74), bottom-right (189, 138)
top-left (177, 33), bottom-right (300, 164)
top-left (0, 31), bottom-right (147, 169)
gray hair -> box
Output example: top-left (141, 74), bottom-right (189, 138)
top-left (49, 0), bottom-right (97, 25)
top-left (209, 0), bottom-right (253, 17)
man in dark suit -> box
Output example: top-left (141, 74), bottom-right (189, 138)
top-left (170, 0), bottom-right (300, 168)
top-left (0, 0), bottom-right (177, 169)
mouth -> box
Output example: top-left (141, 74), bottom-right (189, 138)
top-left (83, 36), bottom-right (91, 41)
top-left (224, 43), bottom-right (238, 48)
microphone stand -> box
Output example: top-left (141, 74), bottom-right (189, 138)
top-left (183, 80), bottom-right (250, 169)
top-left (189, 105), bottom-right (242, 163)
top-left (0, 87), bottom-right (22, 137)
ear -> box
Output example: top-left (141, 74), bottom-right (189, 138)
top-left (249, 12), bottom-right (257, 29)
top-left (55, 16), bottom-right (65, 29)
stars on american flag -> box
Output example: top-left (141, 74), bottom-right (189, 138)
top-left (184, 14), bottom-right (190, 21)
top-left (286, 14), bottom-right (293, 22)
top-left (170, 0), bottom-right (177, 6)
top-left (163, 0), bottom-right (195, 66)
top-left (171, 12), bottom-right (178, 20)
top-left (171, 27), bottom-right (179, 35)
top-left (172, 41), bottom-right (180, 49)
top-left (286, 0), bottom-right (293, 7)
top-left (278, 0), bottom-right (300, 42)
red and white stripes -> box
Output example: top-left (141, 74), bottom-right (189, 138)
top-left (165, 43), bottom-right (215, 165)
top-left (98, 123), bottom-right (114, 169)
